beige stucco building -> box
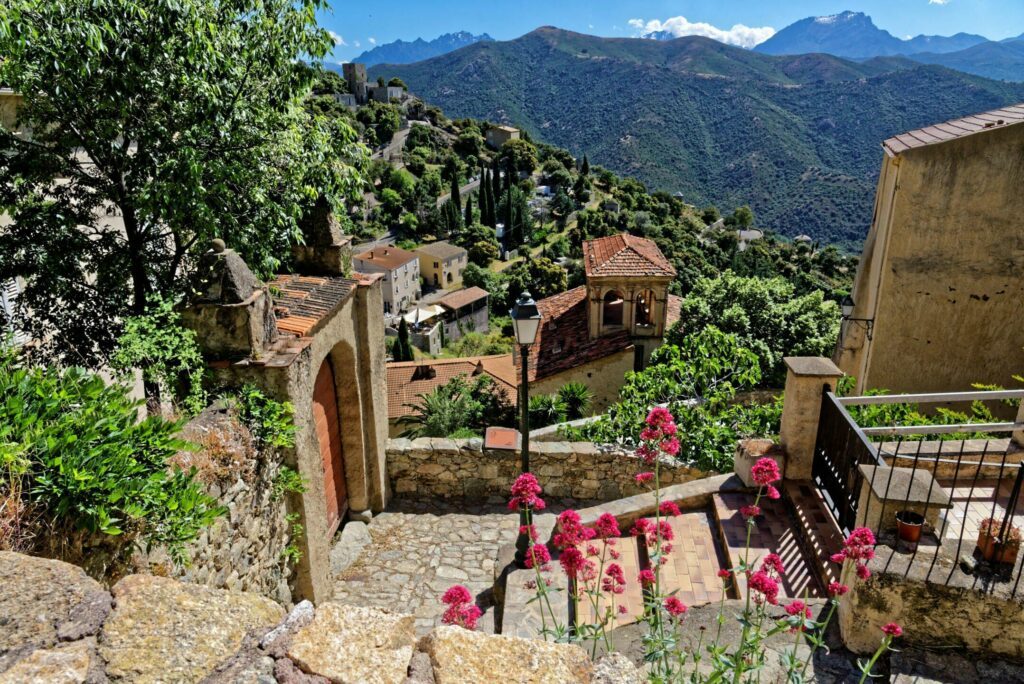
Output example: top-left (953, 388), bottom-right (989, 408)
top-left (485, 125), bottom-right (520, 149)
top-left (520, 234), bottom-right (681, 412)
top-left (835, 103), bottom-right (1024, 394)
top-left (352, 246), bottom-right (421, 314)
top-left (416, 240), bottom-right (467, 290)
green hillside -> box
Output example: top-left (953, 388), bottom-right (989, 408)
top-left (370, 28), bottom-right (1024, 248)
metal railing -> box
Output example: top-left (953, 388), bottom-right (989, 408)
top-left (812, 388), bottom-right (1024, 585)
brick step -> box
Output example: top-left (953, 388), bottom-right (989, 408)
top-left (712, 491), bottom-right (825, 600)
top-left (782, 481), bottom-right (844, 589)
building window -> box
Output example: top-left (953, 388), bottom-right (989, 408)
top-left (635, 290), bottom-right (654, 327)
top-left (603, 290), bottom-right (624, 327)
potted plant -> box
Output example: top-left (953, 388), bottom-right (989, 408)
top-left (895, 510), bottom-right (925, 543)
top-left (977, 518), bottom-right (1022, 565)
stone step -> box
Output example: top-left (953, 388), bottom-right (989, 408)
top-left (712, 492), bottom-right (825, 600)
top-left (782, 480), bottom-right (844, 589)
top-left (573, 537), bottom-right (646, 630)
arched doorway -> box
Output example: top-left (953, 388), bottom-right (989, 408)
top-left (603, 290), bottom-right (624, 327)
top-left (313, 358), bottom-right (348, 536)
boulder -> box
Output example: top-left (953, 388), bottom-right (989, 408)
top-left (421, 625), bottom-right (593, 683)
top-left (99, 574), bottom-right (284, 683)
top-left (591, 652), bottom-right (643, 684)
top-left (0, 552), bottom-right (111, 672)
top-left (286, 603), bottom-right (416, 684)
top-left (0, 639), bottom-right (104, 684)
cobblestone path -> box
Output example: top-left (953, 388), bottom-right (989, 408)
top-left (331, 499), bottom-right (519, 635)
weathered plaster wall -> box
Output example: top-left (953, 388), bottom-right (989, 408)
top-left (836, 124), bottom-right (1024, 393)
top-left (530, 347), bottom-right (635, 414)
top-left (386, 438), bottom-right (707, 501)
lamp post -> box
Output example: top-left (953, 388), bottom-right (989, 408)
top-left (840, 294), bottom-right (874, 341)
top-left (510, 291), bottom-right (542, 568)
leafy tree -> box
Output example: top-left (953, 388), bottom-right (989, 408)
top-left (0, 350), bottom-right (222, 562)
top-left (387, 76), bottom-right (407, 89)
top-left (502, 257), bottom-right (566, 310)
top-left (565, 327), bottom-right (781, 472)
top-left (724, 205), bottom-right (755, 229)
top-left (449, 169), bottom-right (463, 214)
top-left (669, 271), bottom-right (840, 386)
top-left (454, 129), bottom-right (483, 158)
top-left (468, 240), bottom-right (500, 267)
top-left (701, 206), bottom-right (722, 225)
top-left (551, 188), bottom-right (575, 228)
top-left (557, 382), bottom-right (593, 421)
top-left (498, 138), bottom-right (538, 176)
top-left (399, 375), bottom-right (514, 438)
top-left (313, 70), bottom-right (349, 95)
top-left (377, 75), bottom-right (386, 87)
top-left (573, 174), bottom-right (591, 205)
top-left (0, 0), bottom-right (365, 374)
top-left (394, 318), bottom-right (415, 362)
top-left (379, 188), bottom-right (404, 220)
top-left (498, 185), bottom-right (531, 251)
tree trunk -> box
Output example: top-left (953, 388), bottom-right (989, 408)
top-left (121, 204), bottom-right (162, 416)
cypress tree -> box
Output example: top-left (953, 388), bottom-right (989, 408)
top-left (450, 171), bottom-right (462, 214)
top-left (479, 170), bottom-right (490, 227)
top-left (491, 159), bottom-right (502, 209)
top-left (396, 318), bottom-right (413, 361)
top-left (464, 194), bottom-right (474, 227)
top-left (581, 153), bottom-right (590, 176)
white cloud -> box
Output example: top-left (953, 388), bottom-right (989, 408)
top-left (354, 40), bottom-right (361, 47)
top-left (368, 36), bottom-right (377, 45)
top-left (328, 30), bottom-right (346, 46)
top-left (928, 0), bottom-right (951, 5)
top-left (628, 15), bottom-right (776, 49)
top-left (588, 24), bottom-right (594, 29)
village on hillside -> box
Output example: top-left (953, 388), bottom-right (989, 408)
top-left (2, 5), bottom-right (1024, 683)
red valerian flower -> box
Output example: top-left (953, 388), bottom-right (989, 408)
top-left (664, 596), bottom-right (687, 617)
top-left (525, 544), bottom-right (551, 569)
top-left (751, 457), bottom-right (781, 486)
top-left (740, 505), bottom-right (761, 519)
top-left (828, 581), bottom-right (849, 596)
top-left (618, 604), bottom-right (629, 615)
top-left (636, 443), bottom-right (659, 464)
top-left (602, 563), bottom-right (626, 594)
top-left (635, 471), bottom-right (655, 484)
top-left (594, 512), bottom-right (621, 538)
top-left (660, 437), bottom-right (681, 457)
top-left (559, 546), bottom-right (596, 581)
top-left (585, 543), bottom-right (600, 557)
top-left (519, 524), bottom-right (538, 542)
top-left (761, 553), bottom-right (786, 577)
top-left (640, 427), bottom-right (662, 442)
top-left (553, 510), bottom-right (595, 549)
top-left (646, 406), bottom-right (674, 429)
top-left (659, 501), bottom-right (682, 517)
top-left (843, 528), bottom-right (876, 561)
top-left (830, 552), bottom-right (847, 564)
top-left (748, 570), bottom-right (780, 605)
top-left (881, 622), bottom-right (903, 637)
top-left (631, 518), bottom-right (654, 537)
top-left (638, 569), bottom-right (656, 587)
top-left (855, 563), bottom-right (871, 580)
top-left (508, 473), bottom-right (546, 511)
top-left (718, 569), bottom-right (732, 579)
top-left (442, 585), bottom-right (472, 605)
top-left (765, 485), bottom-right (781, 500)
top-left (784, 600), bottom-right (811, 618)
top-left (441, 585), bottom-right (481, 630)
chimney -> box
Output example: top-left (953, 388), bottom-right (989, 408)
top-left (473, 360), bottom-right (485, 376)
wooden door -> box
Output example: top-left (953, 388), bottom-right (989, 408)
top-left (313, 359), bottom-right (348, 536)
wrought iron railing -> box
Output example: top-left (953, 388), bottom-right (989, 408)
top-left (812, 388), bottom-right (1024, 585)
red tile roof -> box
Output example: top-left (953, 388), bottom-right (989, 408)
top-left (353, 245), bottom-right (418, 270)
top-left (665, 293), bottom-right (683, 329)
top-left (386, 355), bottom-right (517, 420)
top-left (583, 234), bottom-right (676, 279)
top-left (519, 286), bottom-right (633, 383)
top-left (438, 286), bottom-right (489, 311)
top-left (269, 274), bottom-right (357, 337)
top-left (883, 103), bottom-right (1024, 155)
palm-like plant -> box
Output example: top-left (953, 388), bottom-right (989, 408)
top-left (557, 382), bottom-right (593, 421)
top-left (528, 394), bottom-right (567, 429)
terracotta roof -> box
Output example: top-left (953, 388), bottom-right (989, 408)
top-left (519, 286), bottom-right (633, 383)
top-left (438, 286), bottom-right (489, 311)
top-left (416, 240), bottom-right (466, 260)
top-left (353, 245), bottom-right (418, 270)
top-left (386, 355), bottom-right (516, 420)
top-left (269, 274), bottom-right (357, 337)
top-left (883, 103), bottom-right (1024, 155)
top-left (583, 234), bottom-right (676, 278)
top-left (665, 293), bottom-right (683, 329)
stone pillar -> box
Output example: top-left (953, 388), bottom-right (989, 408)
top-left (292, 198), bottom-right (353, 276)
top-left (353, 277), bottom-right (391, 511)
top-left (1013, 400), bottom-right (1024, 449)
top-left (778, 357), bottom-right (844, 481)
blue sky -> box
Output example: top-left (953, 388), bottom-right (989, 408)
top-left (321, 0), bottom-right (1024, 62)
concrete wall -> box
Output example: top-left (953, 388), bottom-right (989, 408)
top-left (530, 347), bottom-right (635, 414)
top-left (836, 124), bottom-right (1024, 393)
top-left (386, 438), bottom-right (707, 501)
top-left (443, 306), bottom-right (489, 342)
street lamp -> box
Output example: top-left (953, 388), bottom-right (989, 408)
top-left (839, 294), bottom-right (874, 341)
top-left (510, 291), bottom-right (542, 568)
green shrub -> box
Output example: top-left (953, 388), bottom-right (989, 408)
top-left (232, 384), bottom-right (296, 450)
top-left (557, 382), bottom-right (593, 421)
top-left (528, 394), bottom-right (567, 429)
top-left (271, 465), bottom-right (307, 501)
top-left (0, 351), bottom-right (222, 562)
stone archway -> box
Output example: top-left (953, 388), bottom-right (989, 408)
top-left (313, 357), bottom-right (348, 537)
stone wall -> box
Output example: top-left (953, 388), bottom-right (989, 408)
top-left (529, 347), bottom-right (635, 414)
top-left (1, 551), bottom-right (640, 683)
top-left (134, 407), bottom-right (297, 605)
top-left (386, 438), bottom-right (708, 501)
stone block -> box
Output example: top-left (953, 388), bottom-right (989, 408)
top-left (734, 439), bottom-right (785, 488)
top-left (329, 522), bottom-right (372, 576)
top-left (421, 625), bottom-right (592, 683)
top-left (287, 604), bottom-right (415, 684)
top-left (0, 639), bottom-right (103, 684)
top-left (855, 465), bottom-right (952, 533)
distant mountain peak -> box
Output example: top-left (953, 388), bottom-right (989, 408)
top-left (351, 31), bottom-right (493, 66)
top-left (813, 11), bottom-right (866, 26)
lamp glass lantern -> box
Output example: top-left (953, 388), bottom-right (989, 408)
top-left (510, 292), bottom-right (542, 346)
top-left (840, 294), bottom-right (855, 319)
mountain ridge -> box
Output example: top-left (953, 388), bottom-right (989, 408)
top-left (369, 27), bottom-right (1024, 248)
top-left (351, 31), bottom-right (493, 66)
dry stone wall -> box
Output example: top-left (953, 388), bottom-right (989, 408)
top-left (386, 438), bottom-right (707, 501)
top-left (134, 407), bottom-right (297, 605)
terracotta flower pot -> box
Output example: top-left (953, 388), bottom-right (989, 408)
top-left (978, 532), bottom-right (1021, 565)
top-left (895, 511), bottom-right (924, 543)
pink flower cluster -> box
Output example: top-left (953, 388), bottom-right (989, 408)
top-left (441, 585), bottom-right (482, 630)
top-left (882, 622), bottom-right (903, 638)
top-left (631, 517), bottom-right (675, 554)
top-left (602, 563), bottom-right (626, 594)
top-left (594, 512), bottom-right (621, 538)
top-left (784, 600), bottom-right (811, 619)
top-left (525, 543), bottom-right (551, 569)
top-left (664, 596), bottom-right (687, 617)
top-left (636, 407), bottom-right (680, 464)
top-left (751, 457), bottom-right (781, 499)
top-left (748, 552), bottom-right (786, 605)
top-left (508, 473), bottom-right (546, 511)
top-left (831, 527), bottom-right (876, 580)
top-left (554, 510), bottom-right (596, 549)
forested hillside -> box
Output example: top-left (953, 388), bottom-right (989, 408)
top-left (370, 27), bottom-right (1024, 248)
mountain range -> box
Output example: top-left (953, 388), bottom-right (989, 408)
top-left (749, 11), bottom-right (1023, 82)
top-left (350, 32), bottom-right (492, 67)
top-left (369, 27), bottom-right (1024, 248)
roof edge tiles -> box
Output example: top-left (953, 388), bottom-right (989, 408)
top-left (883, 103), bottom-right (1024, 156)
